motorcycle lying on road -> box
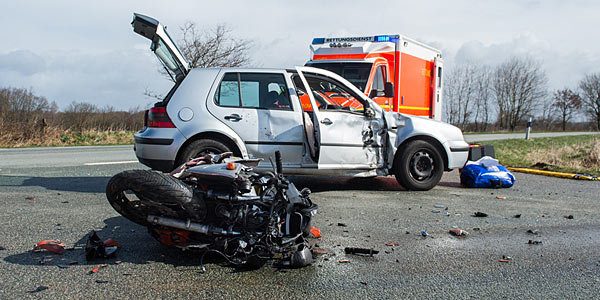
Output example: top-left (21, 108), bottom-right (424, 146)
top-left (106, 151), bottom-right (317, 270)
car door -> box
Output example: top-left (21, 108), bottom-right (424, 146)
top-left (296, 67), bottom-right (384, 171)
top-left (207, 70), bottom-right (304, 167)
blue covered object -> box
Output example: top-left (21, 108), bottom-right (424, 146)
top-left (460, 163), bottom-right (515, 188)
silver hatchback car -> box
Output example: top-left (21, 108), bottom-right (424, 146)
top-left (131, 14), bottom-right (469, 190)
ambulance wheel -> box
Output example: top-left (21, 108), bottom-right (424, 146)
top-left (394, 140), bottom-right (443, 191)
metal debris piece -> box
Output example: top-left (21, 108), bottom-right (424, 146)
top-left (565, 215), bottom-right (574, 219)
top-left (473, 228), bottom-right (481, 231)
top-left (337, 223), bottom-right (347, 227)
top-left (33, 240), bottom-right (65, 254)
top-left (514, 214), bottom-right (521, 218)
top-left (473, 212), bottom-right (488, 217)
top-left (28, 286), bottom-right (48, 293)
top-left (528, 240), bottom-right (543, 245)
top-left (449, 229), bottom-right (469, 236)
top-left (345, 247), bottom-right (379, 256)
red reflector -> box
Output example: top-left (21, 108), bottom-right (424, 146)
top-left (226, 162), bottom-right (236, 170)
top-left (148, 107), bottom-right (175, 128)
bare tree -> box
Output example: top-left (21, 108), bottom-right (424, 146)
top-left (443, 64), bottom-right (477, 129)
top-left (491, 57), bottom-right (547, 131)
top-left (578, 73), bottom-right (600, 130)
top-left (472, 66), bottom-right (493, 132)
top-left (552, 88), bottom-right (582, 131)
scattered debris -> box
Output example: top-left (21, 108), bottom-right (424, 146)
top-left (88, 264), bottom-right (108, 274)
top-left (311, 248), bottom-right (328, 256)
top-left (338, 259), bottom-right (350, 263)
top-left (28, 286), bottom-right (48, 293)
top-left (498, 259), bottom-right (511, 263)
top-left (345, 247), bottom-right (379, 256)
top-left (449, 229), bottom-right (469, 236)
top-left (473, 227), bottom-right (481, 231)
top-left (565, 215), bottom-right (574, 219)
top-left (33, 240), bottom-right (65, 254)
top-left (499, 255), bottom-right (513, 263)
top-left (473, 212), bottom-right (488, 217)
top-left (421, 230), bottom-right (428, 237)
top-left (528, 240), bottom-right (543, 245)
top-left (496, 196), bottom-right (506, 200)
top-left (513, 214), bottom-right (522, 218)
top-left (26, 197), bottom-right (36, 201)
top-left (431, 210), bottom-right (441, 213)
top-left (61, 201), bottom-right (69, 204)
top-left (385, 243), bottom-right (400, 246)
top-left (405, 231), bottom-right (410, 235)
top-left (310, 226), bottom-right (322, 238)
top-left (279, 282), bottom-right (285, 286)
top-left (95, 280), bottom-right (109, 284)
top-left (337, 223), bottom-right (347, 227)
top-left (85, 231), bottom-right (120, 261)
top-left (527, 229), bottom-right (539, 235)
top-left (359, 281), bottom-right (368, 285)
top-left (38, 256), bottom-right (54, 265)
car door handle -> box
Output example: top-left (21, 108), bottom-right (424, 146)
top-left (320, 118), bottom-right (333, 125)
top-left (224, 114), bottom-right (242, 121)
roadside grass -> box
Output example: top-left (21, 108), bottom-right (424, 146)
top-left (0, 127), bottom-right (135, 148)
top-left (476, 134), bottom-right (600, 176)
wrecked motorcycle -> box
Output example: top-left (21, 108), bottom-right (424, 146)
top-left (106, 151), bottom-right (317, 269)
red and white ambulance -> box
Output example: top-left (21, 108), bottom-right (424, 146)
top-left (306, 35), bottom-right (443, 121)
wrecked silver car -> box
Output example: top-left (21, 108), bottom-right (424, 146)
top-left (131, 13), bottom-right (469, 191)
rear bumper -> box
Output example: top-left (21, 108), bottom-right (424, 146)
top-left (134, 127), bottom-right (187, 172)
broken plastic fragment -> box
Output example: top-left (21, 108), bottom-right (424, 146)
top-left (528, 240), bottom-right (543, 245)
top-left (310, 226), bottom-right (321, 238)
top-left (28, 286), bottom-right (48, 293)
top-left (26, 197), bottom-right (35, 201)
top-left (449, 229), bottom-right (469, 236)
top-left (527, 229), bottom-right (539, 234)
top-left (421, 230), bottom-right (428, 237)
top-left (498, 259), bottom-right (510, 263)
top-left (496, 196), bottom-right (506, 199)
top-left (337, 223), bottom-right (347, 227)
top-left (338, 259), bottom-right (350, 263)
top-left (88, 264), bottom-right (108, 274)
top-left (360, 281), bottom-right (368, 285)
top-left (431, 210), bottom-right (441, 213)
top-left (103, 238), bottom-right (121, 248)
top-left (344, 247), bottom-right (379, 256)
top-left (86, 230), bottom-right (120, 260)
top-left (473, 212), bottom-right (488, 217)
top-left (514, 214), bottom-right (521, 218)
top-left (565, 215), bottom-right (574, 219)
top-left (33, 240), bottom-right (65, 254)
top-left (95, 280), bottom-right (109, 284)
top-left (385, 243), bottom-right (400, 246)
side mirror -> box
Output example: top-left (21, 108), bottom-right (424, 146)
top-left (384, 82), bottom-right (394, 98)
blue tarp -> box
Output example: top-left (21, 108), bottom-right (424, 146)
top-left (460, 164), bottom-right (515, 188)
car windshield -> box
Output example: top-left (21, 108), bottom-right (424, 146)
top-left (306, 62), bottom-right (372, 92)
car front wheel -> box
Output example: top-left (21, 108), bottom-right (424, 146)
top-left (394, 140), bottom-right (444, 191)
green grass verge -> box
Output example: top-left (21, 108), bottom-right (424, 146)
top-left (475, 134), bottom-right (600, 176)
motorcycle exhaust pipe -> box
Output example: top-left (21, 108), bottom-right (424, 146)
top-left (146, 215), bottom-right (240, 236)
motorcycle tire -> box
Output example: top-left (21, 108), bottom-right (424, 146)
top-left (106, 169), bottom-right (194, 226)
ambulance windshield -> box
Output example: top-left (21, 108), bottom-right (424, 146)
top-left (306, 62), bottom-right (372, 92)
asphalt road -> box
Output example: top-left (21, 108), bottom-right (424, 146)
top-left (1, 146), bottom-right (599, 299)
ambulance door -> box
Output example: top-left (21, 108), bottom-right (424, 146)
top-left (368, 63), bottom-right (393, 111)
top-left (430, 58), bottom-right (443, 121)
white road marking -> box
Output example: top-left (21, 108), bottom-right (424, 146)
top-left (84, 160), bottom-right (139, 166)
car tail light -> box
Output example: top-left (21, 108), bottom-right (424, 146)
top-left (147, 107), bottom-right (175, 128)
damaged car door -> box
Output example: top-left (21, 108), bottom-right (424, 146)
top-left (296, 67), bottom-right (385, 174)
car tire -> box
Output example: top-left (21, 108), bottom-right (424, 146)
top-left (394, 140), bottom-right (443, 191)
top-left (175, 139), bottom-right (231, 168)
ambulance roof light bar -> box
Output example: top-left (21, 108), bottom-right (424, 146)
top-left (312, 35), bottom-right (399, 45)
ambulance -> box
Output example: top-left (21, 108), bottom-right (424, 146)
top-left (306, 35), bottom-right (443, 120)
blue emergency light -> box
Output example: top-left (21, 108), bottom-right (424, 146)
top-left (374, 35), bottom-right (398, 42)
top-left (312, 38), bottom-right (325, 44)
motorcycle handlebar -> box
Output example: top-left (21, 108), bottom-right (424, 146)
top-left (275, 151), bottom-right (282, 174)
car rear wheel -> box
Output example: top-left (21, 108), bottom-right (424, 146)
top-left (394, 140), bottom-right (443, 191)
top-left (175, 139), bottom-right (231, 169)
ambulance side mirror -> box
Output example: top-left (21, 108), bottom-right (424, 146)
top-left (384, 82), bottom-right (394, 98)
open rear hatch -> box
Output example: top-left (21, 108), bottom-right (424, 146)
top-left (132, 13), bottom-right (190, 81)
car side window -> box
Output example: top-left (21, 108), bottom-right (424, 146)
top-left (304, 75), bottom-right (364, 112)
top-left (214, 72), bottom-right (292, 110)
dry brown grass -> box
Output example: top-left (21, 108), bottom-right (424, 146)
top-left (0, 126), bottom-right (134, 148)
top-left (526, 137), bottom-right (600, 174)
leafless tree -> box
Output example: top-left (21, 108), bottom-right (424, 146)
top-left (578, 73), bottom-right (600, 130)
top-left (491, 57), bottom-right (547, 131)
top-left (552, 88), bottom-right (582, 131)
top-left (472, 66), bottom-right (493, 132)
top-left (443, 64), bottom-right (477, 129)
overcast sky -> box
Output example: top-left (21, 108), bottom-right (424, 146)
top-left (1, 0), bottom-right (599, 110)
